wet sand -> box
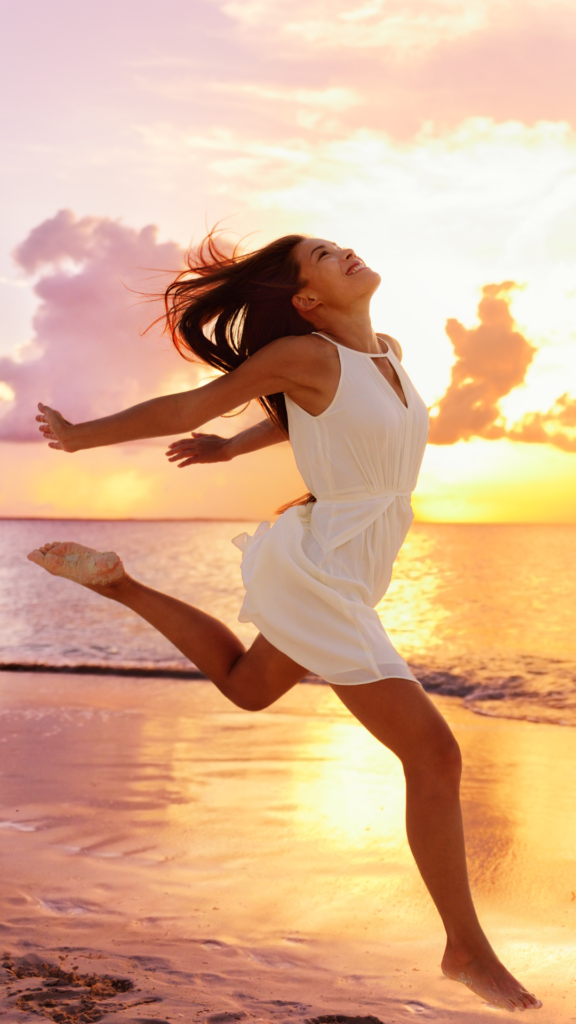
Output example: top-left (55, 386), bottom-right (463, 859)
top-left (0, 671), bottom-right (575, 1023)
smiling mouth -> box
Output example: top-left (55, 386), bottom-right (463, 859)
top-left (346, 261), bottom-right (367, 276)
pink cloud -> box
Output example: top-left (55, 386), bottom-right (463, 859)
top-left (428, 283), bottom-right (535, 445)
top-left (3, 212), bottom-right (575, 458)
top-left (507, 393), bottom-right (576, 452)
top-left (0, 211), bottom-right (188, 442)
top-left (208, 1), bottom-right (576, 138)
top-left (429, 283), bottom-right (576, 453)
top-left (404, 8), bottom-right (576, 135)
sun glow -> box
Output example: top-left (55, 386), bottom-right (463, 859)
top-left (1, 1), bottom-right (576, 521)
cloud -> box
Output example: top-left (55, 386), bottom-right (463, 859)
top-left (507, 393), bottom-right (576, 452)
top-left (212, 0), bottom-right (576, 136)
top-left (210, 83), bottom-right (362, 131)
top-left (428, 282), bottom-right (535, 444)
top-left (0, 211), bottom-right (192, 442)
top-left (3, 211), bottom-right (575, 459)
top-left (221, 0), bottom-right (490, 52)
top-left (124, 1), bottom-right (576, 144)
top-left (429, 283), bottom-right (576, 452)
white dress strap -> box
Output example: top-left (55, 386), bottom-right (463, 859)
top-left (311, 330), bottom-right (340, 347)
top-left (312, 330), bottom-right (391, 358)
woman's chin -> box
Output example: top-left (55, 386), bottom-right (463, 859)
top-left (353, 268), bottom-right (381, 297)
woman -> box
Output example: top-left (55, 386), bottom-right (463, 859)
top-left (29, 233), bottom-right (540, 1013)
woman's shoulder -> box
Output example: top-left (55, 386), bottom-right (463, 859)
top-left (238, 332), bottom-right (337, 388)
top-left (257, 332), bottom-right (337, 367)
top-left (377, 333), bottom-right (403, 361)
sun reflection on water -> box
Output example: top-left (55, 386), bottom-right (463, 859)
top-left (376, 527), bottom-right (449, 656)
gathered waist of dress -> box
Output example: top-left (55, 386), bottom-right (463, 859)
top-left (311, 489), bottom-right (411, 505)
top-left (296, 489), bottom-right (413, 552)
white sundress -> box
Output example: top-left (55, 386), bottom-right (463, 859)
top-left (233, 332), bottom-right (430, 685)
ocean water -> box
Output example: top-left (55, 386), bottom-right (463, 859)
top-left (1, 518), bottom-right (575, 727)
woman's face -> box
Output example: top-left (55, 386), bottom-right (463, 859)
top-left (292, 238), bottom-right (381, 317)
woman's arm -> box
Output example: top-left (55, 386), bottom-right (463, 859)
top-left (165, 419), bottom-right (287, 468)
top-left (37, 336), bottom-right (315, 453)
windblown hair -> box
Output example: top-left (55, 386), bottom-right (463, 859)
top-left (164, 229), bottom-right (312, 436)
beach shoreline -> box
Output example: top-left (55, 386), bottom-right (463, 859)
top-left (4, 519), bottom-right (576, 730)
top-left (1, 671), bottom-right (575, 1023)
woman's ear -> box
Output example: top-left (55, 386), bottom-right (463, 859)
top-left (292, 291), bottom-right (320, 314)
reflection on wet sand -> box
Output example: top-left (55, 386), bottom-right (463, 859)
top-left (0, 671), bottom-right (574, 1022)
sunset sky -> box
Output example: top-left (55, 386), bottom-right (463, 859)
top-left (1, 0), bottom-right (576, 522)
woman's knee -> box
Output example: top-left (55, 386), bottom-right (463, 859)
top-left (222, 651), bottom-right (301, 711)
top-left (214, 679), bottom-right (274, 712)
top-left (404, 725), bottom-right (462, 787)
top-left (216, 668), bottom-right (284, 711)
top-left (232, 690), bottom-right (276, 712)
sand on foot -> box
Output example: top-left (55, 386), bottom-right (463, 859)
top-left (27, 541), bottom-right (126, 587)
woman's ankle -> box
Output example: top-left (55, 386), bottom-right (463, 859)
top-left (89, 572), bottom-right (134, 600)
top-left (443, 932), bottom-right (496, 965)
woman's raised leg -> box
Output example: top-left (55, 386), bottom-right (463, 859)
top-left (331, 678), bottom-right (541, 1013)
top-left (27, 541), bottom-right (305, 711)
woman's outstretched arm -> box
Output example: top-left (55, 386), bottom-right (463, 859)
top-left (165, 419), bottom-right (287, 468)
top-left (36, 335), bottom-right (320, 453)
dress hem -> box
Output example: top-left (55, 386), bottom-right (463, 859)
top-left (241, 610), bottom-right (421, 688)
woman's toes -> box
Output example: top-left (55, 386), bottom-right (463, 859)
top-left (27, 549), bottom-right (45, 566)
top-left (515, 989), bottom-right (540, 1012)
top-left (27, 541), bottom-right (61, 561)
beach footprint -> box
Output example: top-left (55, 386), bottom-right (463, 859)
top-left (206, 1013), bottom-right (247, 1023)
top-left (403, 1001), bottom-right (435, 1016)
top-left (1, 951), bottom-right (161, 1022)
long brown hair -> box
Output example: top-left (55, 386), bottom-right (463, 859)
top-left (164, 229), bottom-right (312, 435)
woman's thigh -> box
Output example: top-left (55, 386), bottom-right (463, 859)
top-left (331, 678), bottom-right (459, 769)
top-left (226, 632), bottom-right (308, 710)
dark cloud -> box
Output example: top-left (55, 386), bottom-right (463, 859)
top-left (429, 282), bottom-right (576, 453)
top-left (0, 211), bottom-right (189, 441)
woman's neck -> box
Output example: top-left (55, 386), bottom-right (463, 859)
top-left (312, 311), bottom-right (380, 354)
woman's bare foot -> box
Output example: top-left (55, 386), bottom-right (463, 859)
top-left (441, 942), bottom-right (542, 1012)
top-left (27, 541), bottom-right (127, 588)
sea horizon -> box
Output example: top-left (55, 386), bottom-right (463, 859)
top-left (3, 518), bottom-right (575, 728)
top-left (4, 515), bottom-right (576, 525)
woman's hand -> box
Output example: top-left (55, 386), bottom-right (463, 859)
top-left (36, 403), bottom-right (80, 452)
top-left (165, 431), bottom-right (232, 468)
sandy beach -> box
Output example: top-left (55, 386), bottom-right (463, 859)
top-left (1, 670), bottom-right (575, 1023)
